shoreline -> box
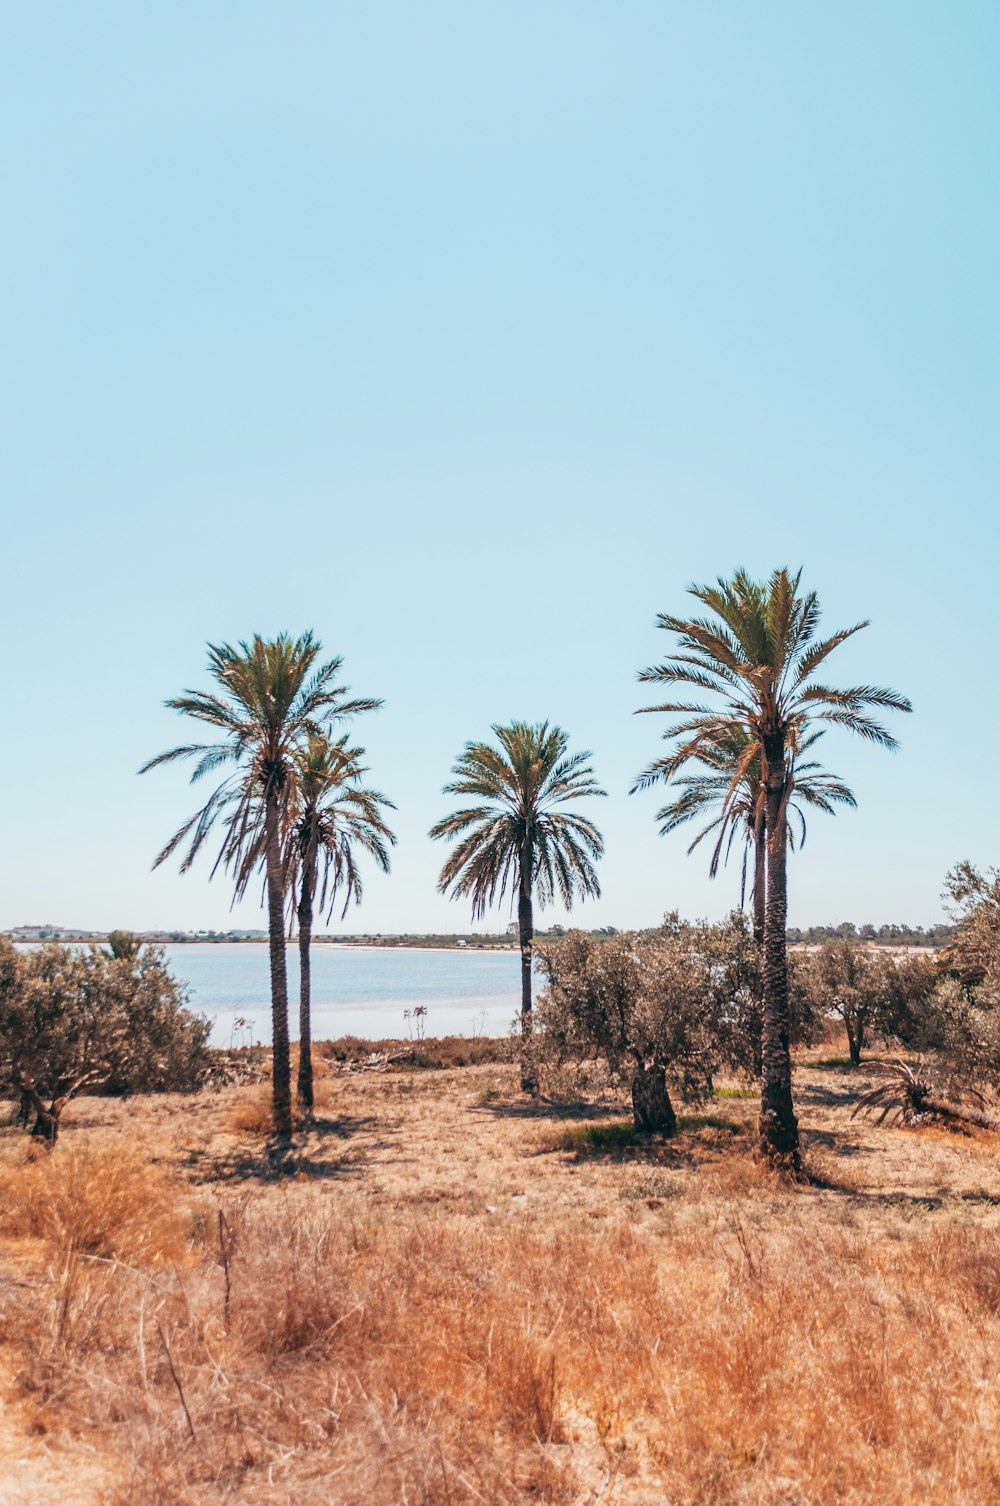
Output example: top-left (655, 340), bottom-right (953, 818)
top-left (11, 939), bottom-right (519, 955)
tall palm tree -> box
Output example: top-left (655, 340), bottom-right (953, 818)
top-left (140, 633), bottom-right (380, 1139)
top-left (656, 729), bottom-right (856, 945)
top-left (289, 733), bottom-right (396, 1110)
top-left (633, 569), bottom-right (910, 1165)
top-left (430, 722), bottom-right (606, 1092)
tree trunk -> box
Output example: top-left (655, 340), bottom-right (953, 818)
top-left (752, 828), bottom-right (766, 948)
top-left (924, 1096), bottom-right (1000, 1133)
top-left (29, 1094), bottom-right (66, 1147)
top-left (759, 732), bottom-right (800, 1167)
top-left (297, 852), bottom-right (315, 1111)
top-left (518, 853), bottom-right (538, 1096)
top-left (265, 785), bottom-right (293, 1140)
top-left (30, 1104), bottom-right (61, 1146)
top-left (630, 1063), bottom-right (677, 1134)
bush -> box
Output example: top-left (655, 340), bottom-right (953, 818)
top-left (791, 942), bottom-right (937, 1066)
top-left (535, 914), bottom-right (754, 1134)
top-left (0, 934), bottom-right (210, 1140)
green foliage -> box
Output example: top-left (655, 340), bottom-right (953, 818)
top-left (792, 942), bottom-right (937, 1065)
top-left (633, 566), bottom-right (911, 796)
top-left (535, 916), bottom-right (736, 1101)
top-left (656, 725), bottom-right (855, 895)
top-left (0, 936), bottom-right (210, 1102)
top-left (429, 721), bottom-right (606, 918)
top-left (895, 978), bottom-right (1000, 1086)
top-left (557, 1121), bottom-right (640, 1150)
top-left (290, 733), bottom-right (396, 921)
top-left (141, 632), bottom-right (381, 896)
top-left (940, 861), bottom-right (1000, 995)
top-left (788, 922), bottom-right (954, 947)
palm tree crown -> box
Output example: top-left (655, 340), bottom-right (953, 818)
top-left (289, 733), bottom-right (396, 922)
top-left (141, 633), bottom-right (381, 892)
top-left (633, 568), bottom-right (911, 802)
top-left (430, 722), bottom-right (606, 916)
top-left (656, 728), bottom-right (856, 891)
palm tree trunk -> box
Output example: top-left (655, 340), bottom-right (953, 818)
top-left (297, 854), bottom-right (315, 1111)
top-left (265, 785), bottom-right (293, 1140)
top-left (759, 733), bottom-right (800, 1167)
top-left (752, 828), bottom-right (766, 948)
top-left (517, 855), bottom-right (538, 1096)
top-left (924, 1096), bottom-right (1000, 1132)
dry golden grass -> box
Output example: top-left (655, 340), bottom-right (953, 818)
top-left (0, 1143), bottom-right (195, 1264)
top-left (3, 1050), bottom-right (1000, 1504)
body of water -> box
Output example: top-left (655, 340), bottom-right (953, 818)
top-left (161, 944), bottom-right (520, 1047)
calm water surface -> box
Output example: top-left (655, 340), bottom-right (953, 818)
top-left (162, 944), bottom-right (520, 1047)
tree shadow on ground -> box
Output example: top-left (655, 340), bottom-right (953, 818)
top-left (471, 1096), bottom-right (628, 1122)
top-left (797, 1081), bottom-right (868, 1111)
top-left (801, 1126), bottom-right (875, 1158)
top-left (804, 1171), bottom-right (945, 1213)
top-left (183, 1112), bottom-right (385, 1185)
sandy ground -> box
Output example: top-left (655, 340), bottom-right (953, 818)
top-left (2, 1045), bottom-right (1000, 1504)
top-left (0, 1375), bottom-right (106, 1506)
top-left (110, 1053), bottom-right (1000, 1224)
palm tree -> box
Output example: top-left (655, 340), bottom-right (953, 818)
top-left (140, 633), bottom-right (380, 1139)
top-left (430, 722), bottom-right (606, 1092)
top-left (289, 733), bottom-right (396, 1110)
top-left (656, 729), bottom-right (856, 946)
top-left (633, 569), bottom-right (910, 1165)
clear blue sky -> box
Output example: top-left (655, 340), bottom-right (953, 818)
top-left (2, 3), bottom-right (997, 935)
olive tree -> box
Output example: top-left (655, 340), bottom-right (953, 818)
top-left (534, 917), bottom-right (725, 1133)
top-left (793, 941), bottom-right (937, 1065)
top-left (0, 935), bottom-right (209, 1144)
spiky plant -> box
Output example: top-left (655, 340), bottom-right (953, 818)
top-left (429, 722), bottom-right (606, 1092)
top-left (289, 733), bottom-right (396, 1109)
top-left (633, 568), bottom-right (910, 1165)
top-left (656, 728), bottom-right (856, 945)
top-left (140, 633), bottom-right (380, 1139)
top-left (852, 1059), bottom-right (1000, 1131)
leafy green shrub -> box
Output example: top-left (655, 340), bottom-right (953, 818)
top-left (791, 942), bottom-right (937, 1066)
top-left (0, 934), bottom-right (210, 1139)
top-left (535, 914), bottom-right (766, 1134)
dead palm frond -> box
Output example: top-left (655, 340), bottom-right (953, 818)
top-left (852, 1059), bottom-right (1000, 1131)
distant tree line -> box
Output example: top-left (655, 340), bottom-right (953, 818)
top-left (786, 922), bottom-right (955, 947)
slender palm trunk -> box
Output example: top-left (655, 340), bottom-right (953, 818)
top-left (265, 785), bottom-right (293, 1139)
top-left (759, 733), bottom-right (800, 1166)
top-left (518, 844), bottom-right (538, 1095)
top-left (297, 851), bottom-right (315, 1111)
top-left (752, 828), bottom-right (766, 948)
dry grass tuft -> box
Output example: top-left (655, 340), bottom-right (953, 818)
top-left (226, 1086), bottom-right (334, 1136)
top-left (0, 1142), bottom-right (195, 1265)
